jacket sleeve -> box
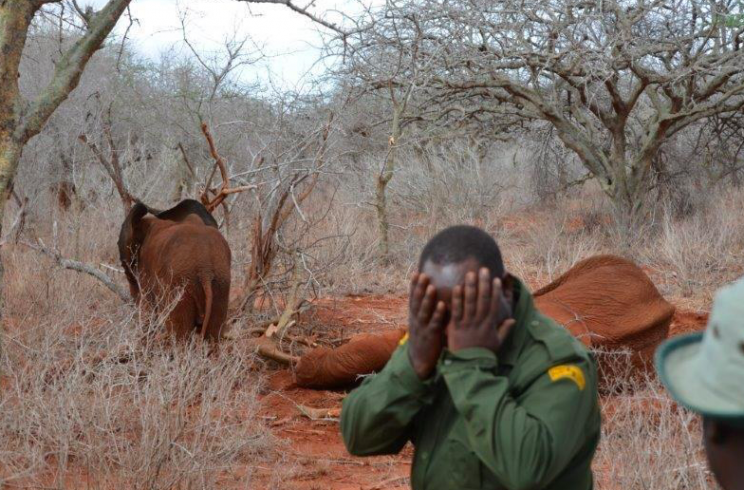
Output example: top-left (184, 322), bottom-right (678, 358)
top-left (340, 342), bottom-right (435, 456)
top-left (439, 347), bottom-right (599, 490)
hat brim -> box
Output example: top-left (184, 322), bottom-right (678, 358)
top-left (656, 333), bottom-right (744, 422)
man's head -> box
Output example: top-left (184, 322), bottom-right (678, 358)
top-left (656, 276), bottom-right (744, 490)
top-left (418, 225), bottom-right (513, 319)
top-left (703, 418), bottom-right (744, 489)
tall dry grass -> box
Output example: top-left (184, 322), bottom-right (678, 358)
top-left (592, 350), bottom-right (718, 489)
top-left (2, 140), bottom-right (740, 488)
top-left (0, 272), bottom-right (291, 489)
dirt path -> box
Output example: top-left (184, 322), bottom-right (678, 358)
top-left (256, 294), bottom-right (708, 489)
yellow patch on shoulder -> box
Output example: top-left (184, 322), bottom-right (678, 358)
top-left (399, 332), bottom-right (409, 346)
top-left (548, 364), bottom-right (586, 391)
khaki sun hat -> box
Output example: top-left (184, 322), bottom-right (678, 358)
top-left (655, 276), bottom-right (744, 423)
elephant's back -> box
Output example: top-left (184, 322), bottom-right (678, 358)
top-left (140, 222), bottom-right (231, 282)
top-left (533, 255), bottom-right (674, 371)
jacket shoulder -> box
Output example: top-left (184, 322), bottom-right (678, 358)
top-left (511, 313), bottom-right (596, 390)
top-left (528, 312), bottom-right (592, 365)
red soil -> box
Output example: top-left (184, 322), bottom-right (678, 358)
top-left (256, 369), bottom-right (411, 489)
top-left (3, 292), bottom-right (708, 489)
top-left (258, 293), bottom-right (709, 488)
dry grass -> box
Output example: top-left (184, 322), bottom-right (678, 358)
top-left (592, 350), bottom-right (717, 489)
top-left (0, 290), bottom-right (288, 489)
top-left (2, 146), bottom-right (741, 489)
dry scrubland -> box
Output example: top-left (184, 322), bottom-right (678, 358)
top-left (2, 1), bottom-right (744, 488)
top-left (2, 146), bottom-right (743, 489)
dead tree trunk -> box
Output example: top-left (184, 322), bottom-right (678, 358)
top-left (376, 95), bottom-right (406, 261)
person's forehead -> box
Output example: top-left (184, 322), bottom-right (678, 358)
top-left (421, 257), bottom-right (481, 290)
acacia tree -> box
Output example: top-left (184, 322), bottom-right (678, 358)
top-left (340, 0), bottom-right (744, 230)
top-left (0, 1), bottom-right (131, 368)
top-left (0, 1), bottom-right (131, 284)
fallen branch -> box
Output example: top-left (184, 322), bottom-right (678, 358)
top-left (296, 405), bottom-right (341, 421)
top-left (5, 191), bottom-right (28, 245)
top-left (255, 336), bottom-right (299, 365)
top-left (366, 476), bottom-right (410, 490)
top-left (252, 252), bottom-right (310, 364)
top-left (20, 240), bottom-right (130, 303)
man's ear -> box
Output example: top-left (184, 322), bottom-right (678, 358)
top-left (501, 272), bottom-right (516, 301)
top-left (704, 417), bottom-right (727, 445)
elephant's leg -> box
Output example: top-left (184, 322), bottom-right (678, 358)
top-left (166, 295), bottom-right (197, 340)
top-left (204, 279), bottom-right (230, 340)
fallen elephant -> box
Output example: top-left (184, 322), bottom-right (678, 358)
top-left (533, 254), bottom-right (675, 382)
top-left (293, 254), bottom-right (675, 390)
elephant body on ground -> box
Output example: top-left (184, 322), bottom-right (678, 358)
top-left (294, 254), bottom-right (675, 389)
top-left (118, 199), bottom-right (231, 339)
top-left (534, 254), bottom-right (675, 375)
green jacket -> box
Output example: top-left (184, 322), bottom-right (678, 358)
top-left (340, 279), bottom-right (601, 490)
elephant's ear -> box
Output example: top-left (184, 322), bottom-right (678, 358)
top-left (118, 202), bottom-right (149, 300)
top-left (154, 199), bottom-right (218, 228)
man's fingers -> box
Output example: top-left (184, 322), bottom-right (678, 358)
top-left (418, 285), bottom-right (437, 324)
top-left (487, 277), bottom-right (503, 322)
top-left (410, 273), bottom-right (429, 316)
top-left (463, 271), bottom-right (478, 320)
top-left (430, 301), bottom-right (447, 329)
top-left (497, 318), bottom-right (517, 345)
top-left (409, 273), bottom-right (419, 300)
top-left (475, 268), bottom-right (491, 320)
top-left (452, 284), bottom-right (463, 323)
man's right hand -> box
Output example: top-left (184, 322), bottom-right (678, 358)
top-left (407, 273), bottom-right (447, 380)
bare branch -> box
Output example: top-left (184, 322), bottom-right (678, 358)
top-left (20, 240), bottom-right (130, 303)
top-left (18, 0), bottom-right (133, 143)
top-left (199, 122), bottom-right (258, 213)
top-left (177, 143), bottom-right (197, 179)
top-left (236, 0), bottom-right (348, 36)
top-left (78, 133), bottom-right (135, 213)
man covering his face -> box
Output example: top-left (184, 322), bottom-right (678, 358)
top-left (340, 225), bottom-right (602, 490)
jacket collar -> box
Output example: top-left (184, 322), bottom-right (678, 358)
top-left (499, 277), bottom-right (536, 367)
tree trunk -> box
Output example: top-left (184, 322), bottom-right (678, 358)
top-left (0, 0), bottom-right (132, 368)
top-left (376, 106), bottom-right (402, 261)
top-left (606, 161), bottom-right (651, 246)
top-left (0, 137), bottom-right (23, 363)
top-left (375, 166), bottom-right (392, 259)
top-left (0, 1), bottom-right (33, 368)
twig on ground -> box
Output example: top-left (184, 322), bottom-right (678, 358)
top-left (255, 336), bottom-right (299, 365)
top-left (296, 405), bottom-right (341, 421)
top-left (251, 253), bottom-right (310, 363)
top-left (366, 476), bottom-right (410, 490)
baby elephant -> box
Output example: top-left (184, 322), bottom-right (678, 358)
top-left (118, 199), bottom-right (231, 339)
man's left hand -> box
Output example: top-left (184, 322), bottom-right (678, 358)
top-left (447, 267), bottom-right (515, 353)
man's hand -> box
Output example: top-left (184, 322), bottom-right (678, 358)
top-left (407, 273), bottom-right (447, 379)
top-left (447, 268), bottom-right (515, 353)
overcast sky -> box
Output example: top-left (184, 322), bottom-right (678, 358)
top-left (85, 0), bottom-right (359, 89)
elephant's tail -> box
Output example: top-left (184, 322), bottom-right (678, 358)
top-left (200, 277), bottom-right (214, 339)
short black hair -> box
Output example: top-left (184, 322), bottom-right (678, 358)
top-left (418, 225), bottom-right (505, 277)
